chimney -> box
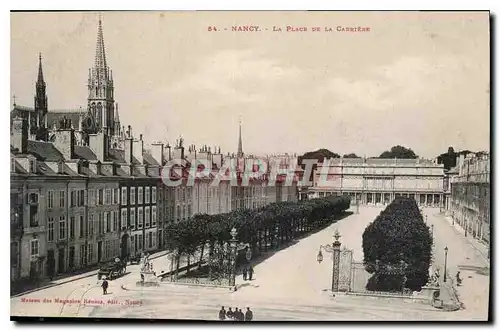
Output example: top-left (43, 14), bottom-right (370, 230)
top-left (124, 136), bottom-right (133, 164)
top-left (53, 128), bottom-right (75, 160)
top-left (88, 132), bottom-right (108, 162)
top-left (11, 116), bottom-right (28, 153)
top-left (132, 134), bottom-right (144, 164)
top-left (164, 144), bottom-right (172, 161)
top-left (173, 145), bottom-right (184, 160)
top-left (151, 141), bottom-right (164, 165)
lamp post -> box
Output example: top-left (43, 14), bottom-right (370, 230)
top-left (317, 229), bottom-right (342, 292)
top-left (443, 246), bottom-right (448, 283)
top-left (229, 227), bottom-right (238, 287)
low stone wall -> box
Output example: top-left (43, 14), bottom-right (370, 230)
top-left (162, 276), bottom-right (230, 288)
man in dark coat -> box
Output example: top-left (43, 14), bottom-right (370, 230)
top-left (226, 307), bottom-right (234, 320)
top-left (243, 267), bottom-right (248, 281)
top-left (238, 308), bottom-right (245, 321)
top-left (101, 278), bottom-right (109, 295)
top-left (248, 266), bottom-right (254, 281)
top-left (245, 307), bottom-right (253, 321)
top-left (218, 306), bottom-right (226, 320)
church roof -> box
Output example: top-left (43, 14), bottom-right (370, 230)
top-left (143, 152), bottom-right (159, 166)
top-left (46, 110), bottom-right (85, 129)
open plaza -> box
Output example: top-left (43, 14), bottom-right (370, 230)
top-left (10, 205), bottom-right (490, 321)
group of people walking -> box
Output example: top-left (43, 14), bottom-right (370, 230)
top-left (219, 306), bottom-right (253, 321)
top-left (242, 266), bottom-right (254, 281)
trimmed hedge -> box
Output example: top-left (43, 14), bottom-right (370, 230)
top-left (362, 197), bottom-right (432, 292)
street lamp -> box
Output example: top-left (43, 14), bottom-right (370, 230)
top-left (229, 227), bottom-right (238, 287)
top-left (317, 229), bottom-right (342, 292)
top-left (443, 246), bottom-right (449, 283)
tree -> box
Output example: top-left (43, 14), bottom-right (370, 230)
top-left (298, 149), bottom-right (341, 182)
top-left (343, 153), bottom-right (360, 158)
top-left (362, 197), bottom-right (432, 292)
top-left (379, 145), bottom-right (418, 159)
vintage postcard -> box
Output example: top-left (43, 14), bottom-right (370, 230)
top-left (10, 10), bottom-right (490, 322)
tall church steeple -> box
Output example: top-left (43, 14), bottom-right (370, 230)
top-left (33, 53), bottom-right (48, 140)
top-left (87, 15), bottom-right (115, 136)
top-left (237, 117), bottom-right (244, 158)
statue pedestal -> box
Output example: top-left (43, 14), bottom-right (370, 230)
top-left (413, 284), bottom-right (440, 305)
top-left (137, 270), bottom-right (159, 287)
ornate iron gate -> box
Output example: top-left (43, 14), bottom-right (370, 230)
top-left (338, 248), bottom-right (353, 292)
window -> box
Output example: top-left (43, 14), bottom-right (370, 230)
top-left (145, 187), bottom-right (150, 204)
top-left (138, 187), bottom-right (143, 204)
top-left (148, 232), bottom-right (153, 249)
top-left (69, 216), bottom-right (75, 239)
top-left (90, 190), bottom-right (96, 206)
top-left (105, 189), bottom-right (111, 205)
top-left (88, 214), bottom-right (94, 237)
top-left (106, 211), bottom-right (110, 233)
top-left (138, 207), bottom-right (144, 229)
top-left (121, 187), bottom-right (127, 205)
top-left (130, 209), bottom-right (136, 230)
top-left (152, 232), bottom-right (157, 248)
top-left (59, 216), bottom-right (66, 240)
top-left (130, 187), bottom-right (136, 205)
top-left (70, 190), bottom-right (75, 207)
top-left (138, 234), bottom-right (143, 250)
top-left (145, 207), bottom-right (150, 228)
top-left (98, 189), bottom-right (103, 205)
top-left (114, 211), bottom-right (119, 232)
top-left (48, 218), bottom-right (54, 242)
top-left (113, 188), bottom-right (119, 204)
top-left (152, 187), bottom-right (157, 203)
top-left (121, 209), bottom-right (128, 230)
top-left (59, 190), bottom-right (65, 208)
top-left (30, 239), bottom-right (39, 259)
top-left (106, 211), bottom-right (115, 232)
top-left (98, 213), bottom-right (104, 234)
top-left (152, 206), bottom-right (157, 227)
top-left (79, 215), bottom-right (84, 238)
top-left (78, 190), bottom-right (85, 206)
top-left (48, 191), bottom-right (54, 209)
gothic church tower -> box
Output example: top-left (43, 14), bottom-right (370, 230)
top-left (87, 17), bottom-right (115, 137)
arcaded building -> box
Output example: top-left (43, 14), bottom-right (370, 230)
top-left (309, 157), bottom-right (445, 207)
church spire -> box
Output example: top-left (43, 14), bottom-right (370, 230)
top-left (37, 52), bottom-right (45, 87)
top-left (237, 116), bottom-right (244, 158)
top-left (95, 15), bottom-right (107, 72)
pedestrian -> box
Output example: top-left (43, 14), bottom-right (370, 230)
top-left (245, 307), bottom-right (253, 321)
top-left (218, 306), bottom-right (226, 320)
top-left (239, 308), bottom-right (245, 321)
top-left (141, 273), bottom-right (145, 282)
top-left (101, 278), bottom-right (109, 295)
top-left (234, 307), bottom-right (241, 321)
top-left (243, 267), bottom-right (248, 281)
top-left (456, 271), bottom-right (462, 285)
top-left (248, 266), bottom-right (254, 281)
top-left (226, 307), bottom-right (233, 320)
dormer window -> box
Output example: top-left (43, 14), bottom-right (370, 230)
top-left (58, 161), bottom-right (64, 174)
top-left (29, 159), bottom-right (36, 173)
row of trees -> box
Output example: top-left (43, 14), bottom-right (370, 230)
top-left (164, 195), bottom-right (351, 279)
top-left (362, 197), bottom-right (432, 292)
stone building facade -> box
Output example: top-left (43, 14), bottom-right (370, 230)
top-left (308, 157), bottom-right (445, 206)
top-left (449, 153), bottom-right (490, 247)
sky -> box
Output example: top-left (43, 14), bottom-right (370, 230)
top-left (10, 11), bottom-right (490, 158)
